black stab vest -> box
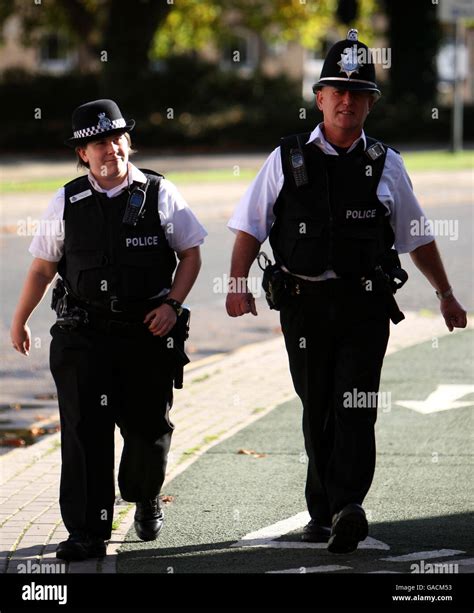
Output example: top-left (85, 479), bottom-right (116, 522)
top-left (59, 170), bottom-right (177, 303)
top-left (269, 134), bottom-right (395, 278)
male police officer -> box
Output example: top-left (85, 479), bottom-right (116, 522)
top-left (226, 31), bottom-right (467, 554)
top-left (11, 99), bottom-right (207, 560)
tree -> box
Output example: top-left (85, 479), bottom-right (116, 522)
top-left (0, 0), bottom-right (171, 104)
top-left (383, 0), bottom-right (441, 107)
top-left (1, 0), bottom-right (378, 74)
top-left (0, 0), bottom-right (377, 105)
top-left (99, 0), bottom-right (171, 101)
top-left (153, 0), bottom-right (378, 59)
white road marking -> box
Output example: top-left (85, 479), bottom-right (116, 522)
top-left (267, 565), bottom-right (352, 574)
top-left (233, 539), bottom-right (328, 549)
top-left (381, 549), bottom-right (464, 562)
top-left (396, 384), bottom-right (474, 414)
top-left (231, 512), bottom-right (390, 550)
top-left (452, 557), bottom-right (474, 565)
top-left (231, 511), bottom-right (310, 543)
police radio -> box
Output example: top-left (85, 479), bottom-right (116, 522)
top-left (289, 134), bottom-right (309, 188)
top-left (289, 148), bottom-right (309, 187)
top-left (122, 180), bottom-right (149, 226)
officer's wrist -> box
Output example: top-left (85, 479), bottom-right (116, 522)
top-left (435, 287), bottom-right (454, 301)
top-left (227, 276), bottom-right (249, 294)
top-left (163, 298), bottom-right (183, 316)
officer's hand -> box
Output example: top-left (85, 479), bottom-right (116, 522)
top-left (10, 322), bottom-right (31, 356)
top-left (440, 295), bottom-right (467, 332)
top-left (226, 291), bottom-right (258, 317)
top-left (144, 304), bottom-right (177, 337)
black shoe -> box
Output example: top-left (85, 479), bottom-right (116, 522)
top-left (56, 534), bottom-right (107, 561)
top-left (301, 520), bottom-right (331, 543)
top-left (56, 534), bottom-right (88, 561)
top-left (327, 503), bottom-right (368, 554)
top-left (134, 497), bottom-right (164, 542)
top-left (85, 535), bottom-right (107, 558)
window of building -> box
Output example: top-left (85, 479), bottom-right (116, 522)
top-left (220, 29), bottom-right (259, 74)
top-left (38, 33), bottom-right (75, 74)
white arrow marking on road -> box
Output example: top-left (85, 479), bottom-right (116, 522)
top-left (231, 511), bottom-right (390, 550)
top-left (381, 549), bottom-right (464, 562)
top-left (267, 565), bottom-right (352, 574)
top-left (451, 558), bottom-right (474, 566)
top-left (396, 384), bottom-right (474, 414)
top-left (233, 511), bottom-right (310, 543)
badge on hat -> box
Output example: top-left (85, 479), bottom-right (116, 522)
top-left (337, 45), bottom-right (361, 78)
top-left (337, 29), bottom-right (361, 78)
top-left (97, 112), bottom-right (114, 131)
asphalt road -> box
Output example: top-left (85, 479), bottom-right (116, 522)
top-left (117, 330), bottom-right (473, 606)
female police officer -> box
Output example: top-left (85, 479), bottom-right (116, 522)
top-left (10, 99), bottom-right (207, 561)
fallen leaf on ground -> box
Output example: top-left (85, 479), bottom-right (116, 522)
top-left (237, 448), bottom-right (267, 458)
top-left (161, 495), bottom-right (175, 504)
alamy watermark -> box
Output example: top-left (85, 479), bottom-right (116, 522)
top-left (343, 388), bottom-right (392, 412)
top-left (18, 560), bottom-right (66, 574)
top-left (213, 274), bottom-right (262, 298)
top-left (17, 217), bottom-right (65, 238)
top-left (341, 44), bottom-right (392, 70)
top-left (410, 217), bottom-right (459, 241)
top-left (410, 560), bottom-right (459, 574)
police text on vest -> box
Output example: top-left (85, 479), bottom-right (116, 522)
top-left (346, 209), bottom-right (376, 219)
top-left (125, 236), bottom-right (159, 247)
top-left (22, 582), bottom-right (67, 605)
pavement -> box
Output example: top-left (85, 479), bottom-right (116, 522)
top-left (1, 310), bottom-right (472, 577)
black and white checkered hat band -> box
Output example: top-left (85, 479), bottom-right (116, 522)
top-left (73, 118), bottom-right (126, 139)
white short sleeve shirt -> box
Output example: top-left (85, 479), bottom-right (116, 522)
top-left (29, 163), bottom-right (207, 262)
top-left (228, 123), bottom-right (433, 255)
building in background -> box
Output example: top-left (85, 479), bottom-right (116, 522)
top-left (1, 10), bottom-right (473, 106)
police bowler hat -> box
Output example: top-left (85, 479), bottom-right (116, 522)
top-left (65, 99), bottom-right (135, 147)
top-left (312, 29), bottom-right (381, 96)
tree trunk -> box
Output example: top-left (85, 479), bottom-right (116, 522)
top-left (384, 0), bottom-right (441, 107)
top-left (100, 0), bottom-right (172, 109)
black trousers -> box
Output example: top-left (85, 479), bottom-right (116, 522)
top-left (50, 322), bottom-right (175, 540)
top-left (279, 279), bottom-right (390, 524)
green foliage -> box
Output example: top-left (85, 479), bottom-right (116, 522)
top-left (2, 58), bottom-right (473, 152)
top-left (153, 0), bottom-right (379, 58)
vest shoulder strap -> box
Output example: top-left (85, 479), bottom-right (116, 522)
top-left (139, 168), bottom-right (164, 181)
top-left (63, 175), bottom-right (94, 215)
top-left (365, 136), bottom-right (399, 158)
top-left (280, 132), bottom-right (312, 151)
top-left (367, 138), bottom-right (400, 156)
top-left (364, 136), bottom-right (392, 196)
top-left (64, 174), bottom-right (90, 193)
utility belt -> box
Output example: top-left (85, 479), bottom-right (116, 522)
top-left (257, 251), bottom-right (408, 325)
top-left (51, 278), bottom-right (190, 388)
top-left (52, 279), bottom-right (167, 323)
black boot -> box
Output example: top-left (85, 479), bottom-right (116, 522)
top-left (301, 519), bottom-right (331, 542)
top-left (134, 497), bottom-right (164, 542)
top-left (56, 533), bottom-right (107, 561)
top-left (327, 503), bottom-right (368, 554)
